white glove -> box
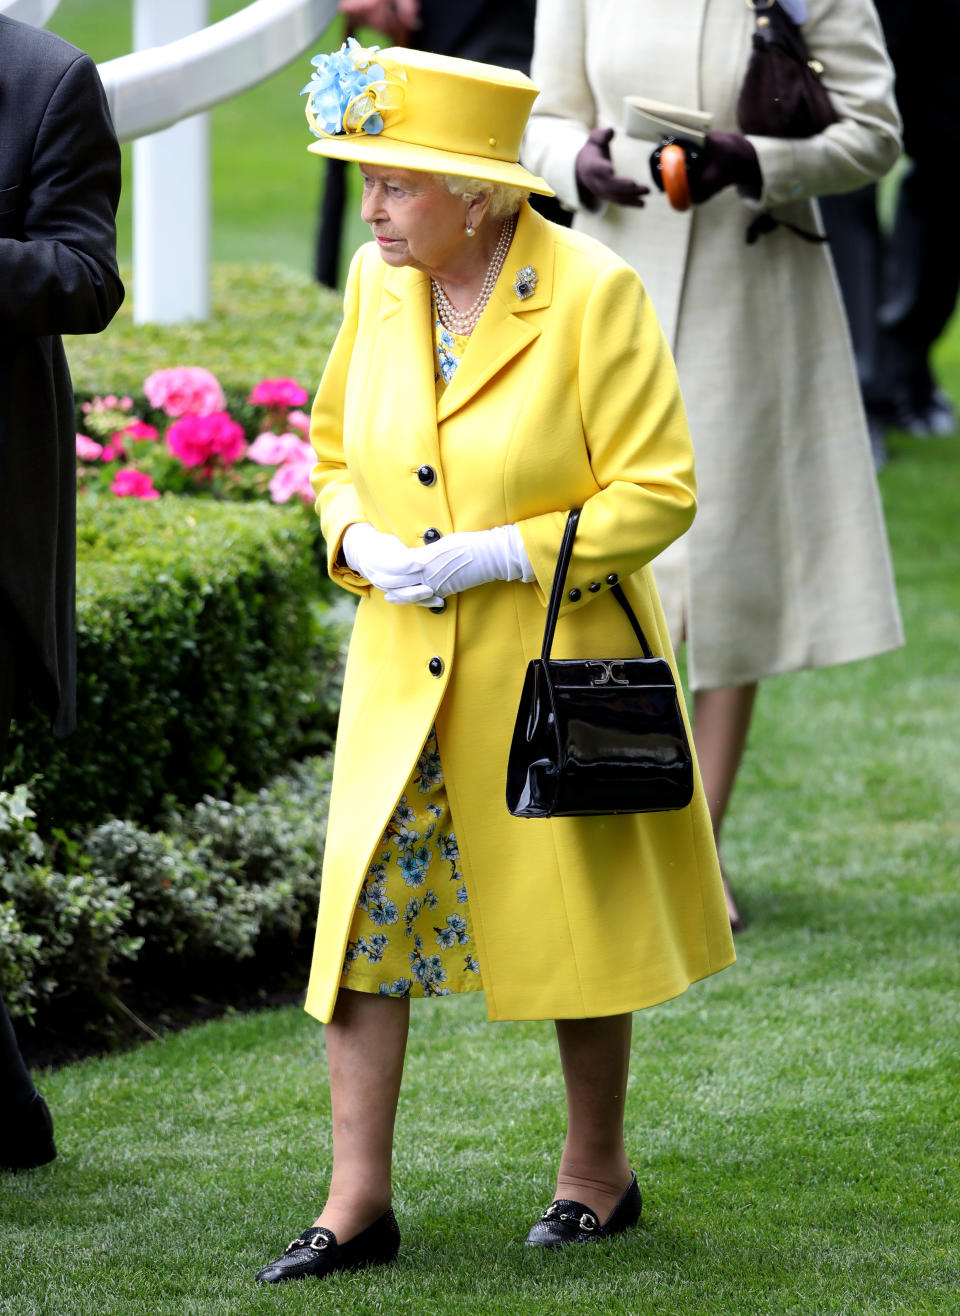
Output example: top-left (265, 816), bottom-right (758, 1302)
top-left (413, 524), bottom-right (535, 599)
top-left (341, 523), bottom-right (443, 606)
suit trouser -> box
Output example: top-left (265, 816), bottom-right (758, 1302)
top-left (1, 603), bottom-right (16, 765)
top-left (878, 159), bottom-right (960, 406)
top-left (822, 159), bottom-right (960, 415)
top-left (1, 610), bottom-right (37, 1111)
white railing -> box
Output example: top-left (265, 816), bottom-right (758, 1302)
top-left (2, 0), bottom-right (336, 323)
top-left (1, 0), bottom-right (60, 24)
top-left (99, 0), bottom-right (335, 143)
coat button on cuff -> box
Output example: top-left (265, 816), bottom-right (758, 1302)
top-left (568, 588), bottom-right (581, 602)
top-left (423, 527), bottom-right (442, 543)
top-left (417, 465), bottom-right (437, 486)
top-left (588, 582), bottom-right (601, 592)
top-left (606, 572), bottom-right (618, 585)
top-left (429, 601), bottom-right (446, 614)
top-left (428, 656), bottom-right (444, 676)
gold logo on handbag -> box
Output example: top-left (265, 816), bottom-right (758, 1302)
top-left (588, 661), bottom-right (629, 687)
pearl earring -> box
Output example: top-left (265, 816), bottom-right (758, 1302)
top-left (465, 224), bottom-right (476, 237)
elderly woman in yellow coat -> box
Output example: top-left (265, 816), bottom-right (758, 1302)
top-left (255, 44), bottom-right (735, 1285)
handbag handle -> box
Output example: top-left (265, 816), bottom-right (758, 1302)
top-left (541, 508), bottom-right (654, 661)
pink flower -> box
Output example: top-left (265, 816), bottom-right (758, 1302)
top-left (123, 421), bottom-right (159, 441)
top-left (286, 409), bottom-right (310, 434)
top-left (82, 394), bottom-right (133, 416)
top-left (144, 366), bottom-right (226, 417)
top-left (248, 377), bottom-right (309, 409)
top-left (268, 457), bottom-right (315, 504)
top-left (105, 431), bottom-right (129, 460)
top-left (76, 434), bottom-right (103, 461)
top-left (166, 411), bottom-right (247, 468)
top-left (247, 431), bottom-right (313, 466)
top-left (111, 469), bottom-right (160, 500)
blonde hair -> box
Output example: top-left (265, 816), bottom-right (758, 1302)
top-left (436, 174), bottom-right (529, 220)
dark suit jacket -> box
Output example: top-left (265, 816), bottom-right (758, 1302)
top-left (413, 0), bottom-right (536, 70)
top-left (873, 0), bottom-right (960, 155)
top-left (0, 16), bottom-right (123, 736)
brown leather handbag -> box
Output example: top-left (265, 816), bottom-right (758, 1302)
top-left (737, 0), bottom-right (838, 139)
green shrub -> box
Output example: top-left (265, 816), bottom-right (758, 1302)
top-left (0, 902), bottom-right (43, 1018)
top-left (64, 264), bottom-right (344, 399)
top-left (0, 758), bottom-right (332, 1022)
top-left (0, 786), bottom-right (142, 1020)
top-left (3, 496), bottom-right (343, 832)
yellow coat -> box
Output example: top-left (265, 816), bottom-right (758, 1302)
top-left (305, 203), bottom-right (735, 1024)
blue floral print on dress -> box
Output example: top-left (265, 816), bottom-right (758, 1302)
top-left (341, 729), bottom-right (482, 999)
top-left (435, 913), bottom-right (470, 949)
top-left (436, 321), bottom-right (461, 385)
top-left (416, 743), bottom-right (443, 792)
top-left (409, 935), bottom-right (451, 996)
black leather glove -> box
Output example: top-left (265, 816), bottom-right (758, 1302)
top-left (688, 131), bottom-right (762, 204)
top-left (575, 127), bottom-right (650, 211)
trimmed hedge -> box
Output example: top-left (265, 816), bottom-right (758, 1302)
top-left (1, 759), bottom-right (331, 1023)
top-left (3, 495), bottom-right (344, 832)
top-left (64, 263), bottom-right (344, 399)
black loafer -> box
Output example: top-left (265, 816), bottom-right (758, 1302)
top-left (255, 1209), bottom-right (400, 1283)
top-left (524, 1172), bottom-right (642, 1248)
top-left (0, 1092), bottom-right (56, 1172)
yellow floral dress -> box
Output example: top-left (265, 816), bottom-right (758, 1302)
top-left (339, 311), bottom-right (483, 999)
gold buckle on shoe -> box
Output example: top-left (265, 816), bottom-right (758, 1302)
top-left (284, 1232), bottom-right (329, 1256)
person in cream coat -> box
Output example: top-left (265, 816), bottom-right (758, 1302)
top-left (523, 0), bottom-right (905, 930)
top-left (256, 43), bottom-right (734, 1285)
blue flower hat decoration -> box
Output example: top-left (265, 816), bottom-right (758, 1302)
top-left (302, 37), bottom-right (406, 138)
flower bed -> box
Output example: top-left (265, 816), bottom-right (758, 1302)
top-left (76, 367), bottom-right (317, 507)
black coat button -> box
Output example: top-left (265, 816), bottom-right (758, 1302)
top-left (417, 465), bottom-right (437, 486)
top-left (588, 582), bottom-right (601, 592)
top-left (429, 601), bottom-right (446, 614)
top-left (606, 572), bottom-right (618, 585)
top-left (568, 588), bottom-right (581, 602)
top-left (428, 656), bottom-right (444, 676)
top-left (423, 527), bottom-right (442, 543)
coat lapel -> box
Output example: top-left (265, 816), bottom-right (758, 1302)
top-left (436, 203), bottom-right (554, 424)
top-left (375, 262), bottom-right (443, 467)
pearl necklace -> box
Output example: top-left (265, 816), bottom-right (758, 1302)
top-left (431, 213), bottom-right (517, 335)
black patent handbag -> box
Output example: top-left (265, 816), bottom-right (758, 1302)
top-left (506, 509), bottom-right (694, 818)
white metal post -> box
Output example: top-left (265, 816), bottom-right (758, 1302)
top-left (133, 0), bottom-right (210, 324)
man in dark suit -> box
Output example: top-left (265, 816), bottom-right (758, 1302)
top-left (821, 0), bottom-right (960, 464)
top-left (0, 13), bottom-right (124, 1171)
top-left (316, 0), bottom-right (567, 284)
top-left (340, 0), bottom-right (537, 67)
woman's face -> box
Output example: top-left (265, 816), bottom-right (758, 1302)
top-left (359, 165), bottom-right (475, 276)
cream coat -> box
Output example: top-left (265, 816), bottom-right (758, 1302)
top-left (523, 0), bottom-right (905, 689)
top-left (305, 204), bottom-right (735, 1024)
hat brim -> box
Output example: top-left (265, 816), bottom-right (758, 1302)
top-left (307, 135), bottom-right (555, 197)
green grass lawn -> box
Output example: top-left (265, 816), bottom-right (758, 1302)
top-left (3, 380), bottom-right (959, 1312)
top-left (9, 8), bottom-right (960, 1309)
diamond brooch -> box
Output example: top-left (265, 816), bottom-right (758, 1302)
top-left (514, 265), bottom-right (537, 300)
